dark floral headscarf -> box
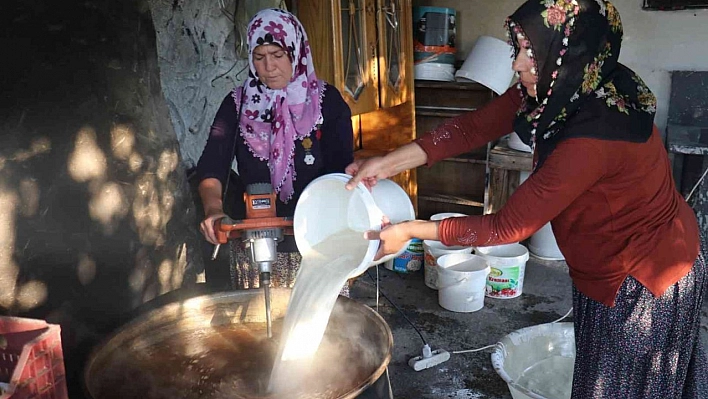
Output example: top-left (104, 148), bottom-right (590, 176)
top-left (506, 0), bottom-right (657, 169)
top-left (234, 8), bottom-right (324, 202)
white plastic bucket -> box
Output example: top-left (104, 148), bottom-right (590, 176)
top-left (293, 173), bottom-right (415, 280)
top-left (414, 62), bottom-right (455, 81)
top-left (508, 132), bottom-right (532, 153)
top-left (455, 36), bottom-right (515, 95)
top-left (528, 223), bottom-right (565, 261)
top-left (429, 212), bottom-right (466, 221)
top-left (491, 322), bottom-right (575, 399)
top-left (423, 240), bottom-right (473, 289)
top-left (424, 212), bottom-right (470, 289)
top-left (370, 178), bottom-right (416, 225)
top-left (436, 253), bottom-right (490, 313)
top-left (477, 243), bottom-right (530, 299)
top-left (518, 172), bottom-right (564, 261)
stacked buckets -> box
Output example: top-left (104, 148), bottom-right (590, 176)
top-left (413, 7), bottom-right (456, 81)
top-left (425, 213), bottom-right (531, 312)
top-left (423, 213), bottom-right (472, 290)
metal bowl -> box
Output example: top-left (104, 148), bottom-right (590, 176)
top-left (84, 289), bottom-right (392, 399)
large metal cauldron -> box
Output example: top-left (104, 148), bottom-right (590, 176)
top-left (84, 289), bottom-right (392, 399)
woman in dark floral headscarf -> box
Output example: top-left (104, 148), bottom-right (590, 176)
top-left (506, 0), bottom-right (657, 170)
top-left (345, 1), bottom-right (707, 397)
top-left (196, 9), bottom-right (354, 292)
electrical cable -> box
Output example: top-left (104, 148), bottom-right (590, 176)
top-left (365, 269), bottom-right (428, 346)
top-left (359, 272), bottom-right (574, 356)
top-left (685, 166), bottom-right (708, 203)
top-left (451, 306), bottom-right (574, 354)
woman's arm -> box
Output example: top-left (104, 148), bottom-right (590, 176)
top-left (319, 84), bottom-right (354, 174)
top-left (346, 87), bottom-right (523, 189)
top-left (345, 142), bottom-right (428, 190)
top-left (415, 86), bottom-right (523, 166)
top-left (195, 93), bottom-right (240, 186)
top-left (368, 138), bottom-right (609, 257)
top-left (198, 178), bottom-right (227, 245)
top-left (195, 93), bottom-right (240, 244)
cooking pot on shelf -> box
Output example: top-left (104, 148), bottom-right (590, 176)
top-left (84, 288), bottom-right (393, 399)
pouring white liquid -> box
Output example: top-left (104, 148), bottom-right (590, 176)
top-left (268, 228), bottom-right (370, 394)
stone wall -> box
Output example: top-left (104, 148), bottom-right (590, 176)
top-left (0, 0), bottom-right (209, 395)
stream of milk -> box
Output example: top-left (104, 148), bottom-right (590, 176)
top-left (267, 228), bottom-right (370, 394)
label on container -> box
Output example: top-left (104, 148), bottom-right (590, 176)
top-left (486, 264), bottom-right (524, 298)
top-left (392, 238), bottom-right (424, 273)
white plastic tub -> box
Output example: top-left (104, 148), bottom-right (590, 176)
top-left (491, 322), bottom-right (575, 399)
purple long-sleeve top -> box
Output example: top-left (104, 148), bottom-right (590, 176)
top-left (195, 83), bottom-right (354, 251)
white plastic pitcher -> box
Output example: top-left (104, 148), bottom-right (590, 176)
top-left (423, 240), bottom-right (473, 290)
top-left (293, 173), bottom-right (415, 279)
top-left (436, 253), bottom-right (490, 313)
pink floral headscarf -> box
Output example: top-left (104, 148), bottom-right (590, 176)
top-left (232, 8), bottom-right (324, 202)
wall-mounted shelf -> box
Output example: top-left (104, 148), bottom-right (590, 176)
top-left (414, 80), bottom-right (495, 219)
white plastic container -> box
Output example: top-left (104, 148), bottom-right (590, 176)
top-left (518, 171), bottom-right (565, 261)
top-left (508, 132), bottom-right (532, 153)
top-left (477, 243), bottom-right (530, 299)
top-left (414, 62), bottom-right (455, 81)
top-left (455, 36), bottom-right (515, 95)
top-left (424, 212), bottom-right (470, 289)
top-left (423, 240), bottom-right (473, 289)
top-left (528, 223), bottom-right (565, 261)
top-left (436, 253), bottom-right (490, 313)
top-left (385, 238), bottom-right (424, 273)
top-left (491, 322), bottom-right (575, 399)
top-left (293, 173), bottom-right (415, 279)
top-left (429, 212), bottom-right (466, 221)
top-left (370, 178), bottom-right (417, 225)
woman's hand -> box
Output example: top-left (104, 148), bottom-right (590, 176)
top-left (364, 219), bottom-right (441, 260)
top-left (364, 221), bottom-right (412, 261)
top-left (345, 156), bottom-right (391, 191)
top-left (345, 143), bottom-right (428, 191)
top-left (200, 210), bottom-right (227, 245)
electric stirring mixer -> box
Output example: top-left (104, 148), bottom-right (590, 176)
top-left (211, 182), bottom-right (293, 338)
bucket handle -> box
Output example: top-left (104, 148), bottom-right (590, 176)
top-left (436, 277), bottom-right (468, 290)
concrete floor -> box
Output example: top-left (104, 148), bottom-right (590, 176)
top-left (350, 255), bottom-right (708, 399)
top-left (349, 256), bottom-right (574, 399)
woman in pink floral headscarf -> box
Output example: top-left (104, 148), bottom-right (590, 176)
top-left (195, 8), bottom-right (354, 292)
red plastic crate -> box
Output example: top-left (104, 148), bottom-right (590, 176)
top-left (0, 317), bottom-right (67, 399)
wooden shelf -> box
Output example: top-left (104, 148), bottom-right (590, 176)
top-left (488, 139), bottom-right (533, 171)
top-left (414, 81), bottom-right (495, 219)
top-left (415, 107), bottom-right (478, 118)
top-left (446, 152), bottom-right (487, 165)
top-left (414, 80), bottom-right (492, 92)
top-left (418, 193), bottom-right (484, 208)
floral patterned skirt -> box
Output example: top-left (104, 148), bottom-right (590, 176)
top-left (571, 248), bottom-right (708, 399)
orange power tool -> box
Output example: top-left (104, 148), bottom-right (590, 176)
top-left (211, 182), bottom-right (293, 338)
top-left (212, 182), bottom-right (294, 252)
